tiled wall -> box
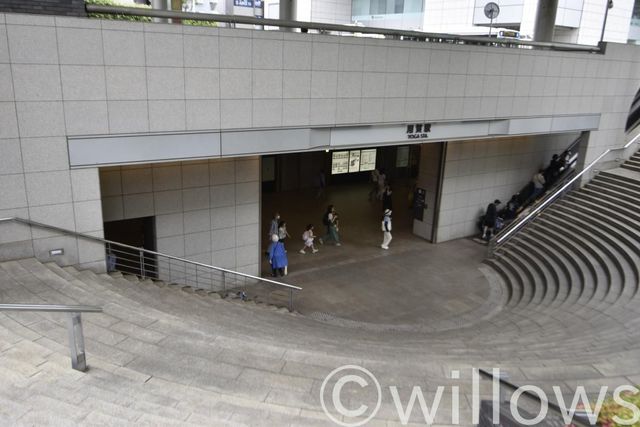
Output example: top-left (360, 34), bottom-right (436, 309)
top-left (436, 133), bottom-right (579, 242)
top-left (0, 12), bottom-right (639, 270)
top-left (100, 157), bottom-right (260, 276)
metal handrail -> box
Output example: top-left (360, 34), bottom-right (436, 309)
top-left (0, 304), bottom-right (102, 313)
top-left (85, 5), bottom-right (602, 54)
top-left (0, 217), bottom-right (301, 292)
top-left (478, 369), bottom-right (592, 427)
top-left (0, 303), bottom-right (102, 372)
top-left (490, 132), bottom-right (640, 253)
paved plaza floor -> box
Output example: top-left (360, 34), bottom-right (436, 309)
top-left (261, 182), bottom-right (493, 329)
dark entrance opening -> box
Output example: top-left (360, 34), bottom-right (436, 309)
top-left (103, 216), bottom-right (157, 278)
top-left (260, 144), bottom-right (446, 276)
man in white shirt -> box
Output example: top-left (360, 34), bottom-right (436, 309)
top-left (381, 209), bottom-right (392, 250)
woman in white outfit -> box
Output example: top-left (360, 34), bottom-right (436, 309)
top-left (381, 209), bottom-right (392, 249)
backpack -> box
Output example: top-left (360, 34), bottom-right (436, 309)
top-left (322, 212), bottom-right (330, 226)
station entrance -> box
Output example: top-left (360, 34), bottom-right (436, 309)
top-left (260, 143), bottom-right (446, 277)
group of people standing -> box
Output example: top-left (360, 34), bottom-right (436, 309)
top-left (266, 168), bottom-right (400, 277)
top-left (266, 206), bottom-right (342, 277)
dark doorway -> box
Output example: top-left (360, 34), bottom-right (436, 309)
top-left (103, 217), bottom-right (157, 278)
top-left (261, 145), bottom-right (421, 194)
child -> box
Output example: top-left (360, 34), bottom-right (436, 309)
top-left (299, 224), bottom-right (319, 254)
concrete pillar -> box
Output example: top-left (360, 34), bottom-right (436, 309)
top-left (151, 0), bottom-right (169, 23)
top-left (279, 0), bottom-right (296, 30)
top-left (533, 0), bottom-right (559, 42)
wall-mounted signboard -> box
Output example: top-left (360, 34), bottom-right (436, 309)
top-left (348, 150), bottom-right (361, 173)
top-left (331, 151), bottom-right (350, 174)
top-left (359, 149), bottom-right (376, 171)
top-left (331, 149), bottom-right (377, 175)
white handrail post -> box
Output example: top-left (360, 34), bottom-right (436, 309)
top-left (66, 312), bottom-right (87, 372)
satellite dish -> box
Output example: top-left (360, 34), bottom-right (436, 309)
top-left (484, 2), bottom-right (500, 20)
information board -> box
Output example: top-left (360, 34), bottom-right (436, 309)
top-left (331, 151), bottom-right (350, 174)
top-left (348, 150), bottom-right (361, 173)
top-left (359, 149), bottom-right (376, 171)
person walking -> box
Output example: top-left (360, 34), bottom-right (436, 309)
top-left (382, 185), bottom-right (393, 212)
top-left (368, 168), bottom-right (380, 201)
top-left (277, 220), bottom-right (291, 242)
top-left (376, 169), bottom-right (387, 200)
top-left (381, 209), bottom-right (392, 250)
top-left (299, 224), bottom-right (319, 254)
top-left (267, 234), bottom-right (288, 277)
top-left (268, 213), bottom-right (280, 240)
top-left (320, 205), bottom-right (341, 246)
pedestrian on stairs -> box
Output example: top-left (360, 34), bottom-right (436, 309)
top-left (482, 199), bottom-right (501, 241)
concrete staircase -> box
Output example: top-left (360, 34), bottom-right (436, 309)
top-left (484, 165), bottom-right (640, 352)
top-left (2, 169), bottom-right (640, 424)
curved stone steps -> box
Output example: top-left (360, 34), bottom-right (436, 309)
top-left (588, 179), bottom-right (640, 200)
top-left (486, 255), bottom-right (525, 308)
top-left (557, 199), bottom-right (640, 298)
top-left (541, 215), bottom-right (627, 305)
top-left (556, 197), bottom-right (640, 263)
top-left (579, 183), bottom-right (639, 207)
top-left (482, 258), bottom-right (514, 306)
top-left (508, 236), bottom-right (562, 308)
top-left (41, 260), bottom-right (640, 358)
top-left (535, 211), bottom-right (616, 306)
top-left (5, 258), bottom-right (640, 392)
top-left (598, 170), bottom-right (640, 189)
top-left (579, 186), bottom-right (639, 213)
top-left (566, 192), bottom-right (640, 234)
top-left (512, 234), bottom-right (569, 306)
top-left (495, 251), bottom-right (536, 307)
top-left (548, 205), bottom-right (639, 299)
top-left (502, 244), bottom-right (549, 306)
top-left (521, 226), bottom-right (586, 306)
top-left (538, 210), bottom-right (633, 305)
top-left (530, 219), bottom-right (602, 306)
top-left (568, 191), bottom-right (640, 232)
top-left (497, 248), bottom-right (544, 308)
top-left (33, 259), bottom-right (639, 358)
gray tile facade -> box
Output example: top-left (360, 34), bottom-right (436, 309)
top-left (100, 158), bottom-right (260, 275)
top-left (0, 12), bottom-right (638, 274)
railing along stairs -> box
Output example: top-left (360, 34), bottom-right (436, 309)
top-left (0, 217), bottom-right (301, 311)
top-left (488, 132), bottom-right (640, 257)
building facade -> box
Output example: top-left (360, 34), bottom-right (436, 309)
top-left (0, 11), bottom-right (638, 275)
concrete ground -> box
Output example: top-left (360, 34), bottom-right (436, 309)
top-left (261, 182), bottom-right (493, 330)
